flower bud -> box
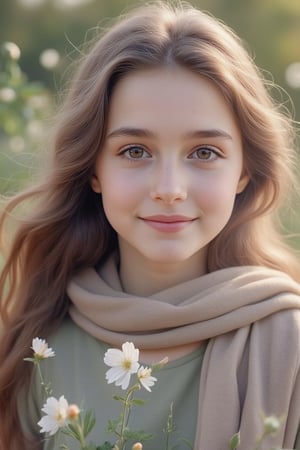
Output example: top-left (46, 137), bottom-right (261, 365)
top-left (132, 443), bottom-right (143, 450)
top-left (67, 404), bottom-right (80, 420)
top-left (152, 356), bottom-right (169, 372)
top-left (263, 415), bottom-right (280, 434)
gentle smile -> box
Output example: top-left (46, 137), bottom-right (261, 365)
top-left (140, 215), bottom-right (196, 232)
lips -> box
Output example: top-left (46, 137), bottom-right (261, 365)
top-left (142, 215), bottom-right (194, 223)
top-left (140, 215), bottom-right (196, 232)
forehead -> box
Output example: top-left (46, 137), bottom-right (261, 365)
top-left (107, 66), bottom-right (240, 142)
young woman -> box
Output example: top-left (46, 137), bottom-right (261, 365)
top-left (0, 2), bottom-right (299, 449)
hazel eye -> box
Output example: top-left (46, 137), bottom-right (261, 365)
top-left (122, 146), bottom-right (150, 159)
top-left (190, 147), bottom-right (218, 161)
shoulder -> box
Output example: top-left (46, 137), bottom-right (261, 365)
top-left (260, 308), bottom-right (300, 338)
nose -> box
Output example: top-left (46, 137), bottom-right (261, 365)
top-left (150, 161), bottom-right (187, 204)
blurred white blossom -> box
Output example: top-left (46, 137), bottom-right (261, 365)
top-left (0, 87), bottom-right (16, 103)
top-left (39, 49), bottom-right (60, 70)
top-left (2, 42), bottom-right (21, 60)
top-left (285, 62), bottom-right (300, 89)
top-left (263, 415), bottom-right (281, 434)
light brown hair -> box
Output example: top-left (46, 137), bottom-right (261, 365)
top-left (0, 2), bottom-right (299, 448)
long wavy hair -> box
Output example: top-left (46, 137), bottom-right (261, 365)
top-left (0, 2), bottom-right (299, 448)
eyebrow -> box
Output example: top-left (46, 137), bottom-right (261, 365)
top-left (106, 126), bottom-right (233, 140)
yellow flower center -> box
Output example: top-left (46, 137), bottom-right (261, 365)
top-left (122, 359), bottom-right (132, 370)
top-left (55, 410), bottom-right (67, 425)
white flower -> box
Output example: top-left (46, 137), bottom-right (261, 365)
top-left (39, 49), bottom-right (60, 70)
top-left (2, 42), bottom-right (21, 60)
top-left (0, 87), bottom-right (16, 102)
top-left (104, 342), bottom-right (140, 390)
top-left (31, 337), bottom-right (55, 359)
top-left (38, 395), bottom-right (69, 435)
top-left (263, 415), bottom-right (281, 434)
top-left (137, 366), bottom-right (157, 392)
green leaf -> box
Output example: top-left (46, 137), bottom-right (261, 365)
top-left (96, 442), bottom-right (114, 450)
top-left (107, 419), bottom-right (120, 433)
top-left (82, 444), bottom-right (97, 450)
top-left (229, 431), bottom-right (241, 450)
top-left (61, 423), bottom-right (82, 442)
top-left (130, 398), bottom-right (145, 406)
top-left (113, 395), bottom-right (125, 402)
top-left (123, 429), bottom-right (153, 442)
top-left (61, 428), bottom-right (81, 441)
top-left (82, 410), bottom-right (96, 437)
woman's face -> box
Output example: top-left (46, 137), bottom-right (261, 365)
top-left (92, 66), bottom-right (248, 276)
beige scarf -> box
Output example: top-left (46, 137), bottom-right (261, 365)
top-left (67, 256), bottom-right (300, 450)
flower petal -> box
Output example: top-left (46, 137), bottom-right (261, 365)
top-left (31, 337), bottom-right (55, 358)
top-left (104, 348), bottom-right (124, 367)
top-left (39, 395), bottom-right (69, 435)
top-left (115, 371), bottom-right (132, 390)
top-left (38, 415), bottom-right (60, 435)
top-left (137, 366), bottom-right (157, 392)
top-left (104, 342), bottom-right (140, 389)
top-left (105, 366), bottom-right (128, 384)
top-left (122, 342), bottom-right (139, 362)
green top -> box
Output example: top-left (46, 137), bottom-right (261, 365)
top-left (19, 318), bottom-right (206, 450)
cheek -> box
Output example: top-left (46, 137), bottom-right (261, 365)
top-left (194, 176), bottom-right (239, 213)
top-left (100, 173), bottom-right (141, 215)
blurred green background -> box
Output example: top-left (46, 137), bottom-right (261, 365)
top-left (1, 0), bottom-right (300, 246)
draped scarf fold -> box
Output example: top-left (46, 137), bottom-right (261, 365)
top-left (67, 257), bottom-right (300, 450)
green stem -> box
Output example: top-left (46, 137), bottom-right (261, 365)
top-left (164, 402), bottom-right (174, 450)
top-left (78, 428), bottom-right (87, 449)
top-left (35, 360), bottom-right (52, 397)
top-left (117, 384), bottom-right (140, 450)
top-left (253, 431), bottom-right (267, 450)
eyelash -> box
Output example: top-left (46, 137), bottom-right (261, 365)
top-left (119, 145), bottom-right (221, 161)
top-left (119, 145), bottom-right (151, 160)
top-left (188, 146), bottom-right (220, 161)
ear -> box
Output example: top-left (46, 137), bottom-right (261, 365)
top-left (91, 174), bottom-right (101, 193)
top-left (236, 171), bottom-right (250, 194)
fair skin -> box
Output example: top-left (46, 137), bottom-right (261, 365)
top-left (92, 66), bottom-right (249, 364)
top-left (92, 66), bottom-right (248, 361)
top-left (92, 65), bottom-right (248, 292)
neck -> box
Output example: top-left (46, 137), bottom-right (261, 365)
top-left (119, 251), bottom-right (207, 296)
